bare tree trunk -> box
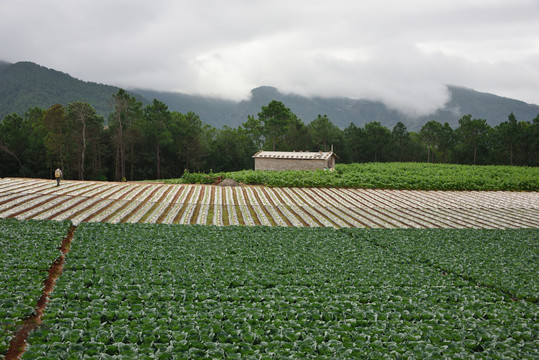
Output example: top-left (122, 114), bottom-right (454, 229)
top-left (80, 120), bottom-right (86, 180)
top-left (156, 144), bottom-right (161, 179)
top-left (130, 145), bottom-right (134, 181)
top-left (73, 105), bottom-right (88, 180)
top-left (0, 141), bottom-right (23, 170)
top-left (115, 144), bottom-right (120, 181)
top-left (119, 122), bottom-right (125, 180)
top-left (92, 142), bottom-right (97, 179)
top-left (114, 108), bottom-right (125, 181)
top-left (510, 144), bottom-right (513, 166)
top-left (111, 92), bottom-right (129, 181)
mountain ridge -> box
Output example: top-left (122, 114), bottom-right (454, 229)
top-left (135, 85), bottom-right (539, 130)
top-left (1, 61), bottom-right (538, 131)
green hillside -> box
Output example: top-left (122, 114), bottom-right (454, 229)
top-left (0, 61), bottom-right (147, 119)
top-left (430, 86), bottom-right (539, 129)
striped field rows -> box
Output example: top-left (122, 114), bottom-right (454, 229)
top-left (0, 177), bottom-right (538, 229)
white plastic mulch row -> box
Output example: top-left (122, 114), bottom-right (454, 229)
top-left (0, 178), bottom-right (538, 229)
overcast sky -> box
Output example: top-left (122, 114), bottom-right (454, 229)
top-left (1, 0), bottom-right (538, 115)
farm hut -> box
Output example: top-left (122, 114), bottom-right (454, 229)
top-left (253, 150), bottom-right (337, 171)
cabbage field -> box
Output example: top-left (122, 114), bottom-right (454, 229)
top-left (2, 219), bottom-right (538, 359)
top-left (1, 169), bottom-right (538, 359)
top-left (0, 218), bottom-right (71, 357)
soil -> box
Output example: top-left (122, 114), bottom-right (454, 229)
top-left (5, 225), bottom-right (76, 360)
top-left (218, 178), bottom-right (241, 187)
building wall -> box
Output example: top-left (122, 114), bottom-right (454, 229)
top-left (254, 158), bottom-right (332, 171)
top-left (328, 156), bottom-right (335, 169)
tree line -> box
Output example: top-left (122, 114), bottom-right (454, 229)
top-left (1, 90), bottom-right (538, 181)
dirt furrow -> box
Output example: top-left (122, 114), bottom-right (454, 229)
top-left (101, 186), bottom-right (154, 223)
top-left (156, 185), bottom-right (185, 223)
top-left (273, 188), bottom-right (314, 227)
top-left (172, 186), bottom-right (196, 224)
top-left (293, 188), bottom-right (351, 228)
top-left (4, 225), bottom-right (76, 360)
top-left (119, 186), bottom-right (164, 223)
top-left (252, 187), bottom-right (290, 226)
top-left (0, 179), bottom-right (537, 229)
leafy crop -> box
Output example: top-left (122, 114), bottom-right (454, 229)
top-left (162, 162), bottom-right (539, 191)
top-left (22, 223), bottom-right (538, 358)
top-left (347, 229), bottom-right (539, 302)
top-left (0, 218), bottom-right (70, 355)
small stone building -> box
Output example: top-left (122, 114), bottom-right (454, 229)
top-left (253, 150), bottom-right (337, 171)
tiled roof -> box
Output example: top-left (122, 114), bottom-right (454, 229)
top-left (252, 150), bottom-right (335, 160)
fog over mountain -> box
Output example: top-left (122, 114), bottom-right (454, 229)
top-left (1, 61), bottom-right (538, 131)
top-left (136, 85), bottom-right (539, 131)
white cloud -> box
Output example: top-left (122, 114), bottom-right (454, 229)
top-left (0, 0), bottom-right (538, 114)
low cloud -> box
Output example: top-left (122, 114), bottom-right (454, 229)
top-left (1, 0), bottom-right (537, 115)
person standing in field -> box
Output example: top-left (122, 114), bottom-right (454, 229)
top-left (55, 168), bottom-right (62, 186)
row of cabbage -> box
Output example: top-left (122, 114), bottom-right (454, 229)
top-left (21, 223), bottom-right (538, 359)
top-left (171, 162), bottom-right (539, 191)
top-left (0, 218), bottom-right (70, 355)
top-left (347, 228), bottom-right (539, 302)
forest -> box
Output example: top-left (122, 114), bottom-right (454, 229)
top-left (1, 89), bottom-right (538, 181)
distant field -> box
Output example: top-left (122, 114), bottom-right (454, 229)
top-left (1, 178), bottom-right (538, 228)
top-left (166, 162), bottom-right (539, 191)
